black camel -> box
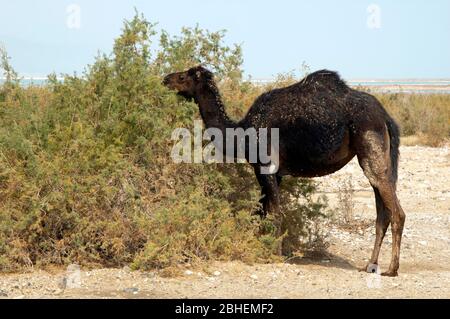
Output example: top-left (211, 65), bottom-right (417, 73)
top-left (163, 66), bottom-right (406, 277)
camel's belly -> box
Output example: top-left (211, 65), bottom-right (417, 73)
top-left (279, 153), bottom-right (355, 177)
top-left (277, 129), bottom-right (355, 177)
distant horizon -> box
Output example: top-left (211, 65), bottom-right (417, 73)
top-left (3, 75), bottom-right (450, 81)
top-left (3, 75), bottom-right (450, 95)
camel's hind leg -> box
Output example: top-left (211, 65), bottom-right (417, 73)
top-left (362, 187), bottom-right (391, 270)
top-left (356, 128), bottom-right (406, 277)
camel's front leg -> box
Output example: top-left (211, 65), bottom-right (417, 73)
top-left (254, 170), bottom-right (281, 217)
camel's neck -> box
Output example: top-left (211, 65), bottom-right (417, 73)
top-left (193, 81), bottom-right (238, 133)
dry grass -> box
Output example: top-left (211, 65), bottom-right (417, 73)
top-left (374, 93), bottom-right (450, 147)
top-left (337, 177), bottom-right (355, 225)
top-left (334, 177), bottom-right (373, 232)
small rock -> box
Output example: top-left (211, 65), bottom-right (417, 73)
top-left (213, 271), bottom-right (221, 277)
top-left (418, 240), bottom-right (428, 246)
top-left (0, 290), bottom-right (7, 297)
top-left (185, 270), bottom-right (194, 276)
top-left (250, 274), bottom-right (258, 280)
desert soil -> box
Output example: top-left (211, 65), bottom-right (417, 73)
top-left (1, 145), bottom-right (449, 299)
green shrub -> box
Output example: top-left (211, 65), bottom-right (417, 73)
top-left (0, 13), bottom-right (328, 271)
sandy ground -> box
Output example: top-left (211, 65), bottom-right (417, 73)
top-left (0, 145), bottom-right (449, 299)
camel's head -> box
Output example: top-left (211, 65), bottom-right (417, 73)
top-left (163, 65), bottom-right (213, 99)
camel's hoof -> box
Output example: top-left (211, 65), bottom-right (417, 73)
top-left (381, 271), bottom-right (398, 277)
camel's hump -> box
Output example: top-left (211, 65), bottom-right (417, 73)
top-left (302, 69), bottom-right (348, 90)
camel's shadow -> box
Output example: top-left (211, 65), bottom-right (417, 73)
top-left (285, 253), bottom-right (357, 271)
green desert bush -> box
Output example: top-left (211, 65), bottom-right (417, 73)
top-left (0, 13), bottom-right (327, 271)
top-left (279, 177), bottom-right (329, 256)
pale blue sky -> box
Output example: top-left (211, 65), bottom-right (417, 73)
top-left (0, 0), bottom-right (449, 79)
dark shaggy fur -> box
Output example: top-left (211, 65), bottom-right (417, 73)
top-left (164, 66), bottom-right (406, 276)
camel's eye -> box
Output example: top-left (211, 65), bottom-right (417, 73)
top-left (179, 75), bottom-right (186, 81)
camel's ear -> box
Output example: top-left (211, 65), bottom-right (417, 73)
top-left (189, 66), bottom-right (212, 82)
top-left (188, 67), bottom-right (203, 81)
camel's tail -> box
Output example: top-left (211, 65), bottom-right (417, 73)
top-left (386, 117), bottom-right (400, 185)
